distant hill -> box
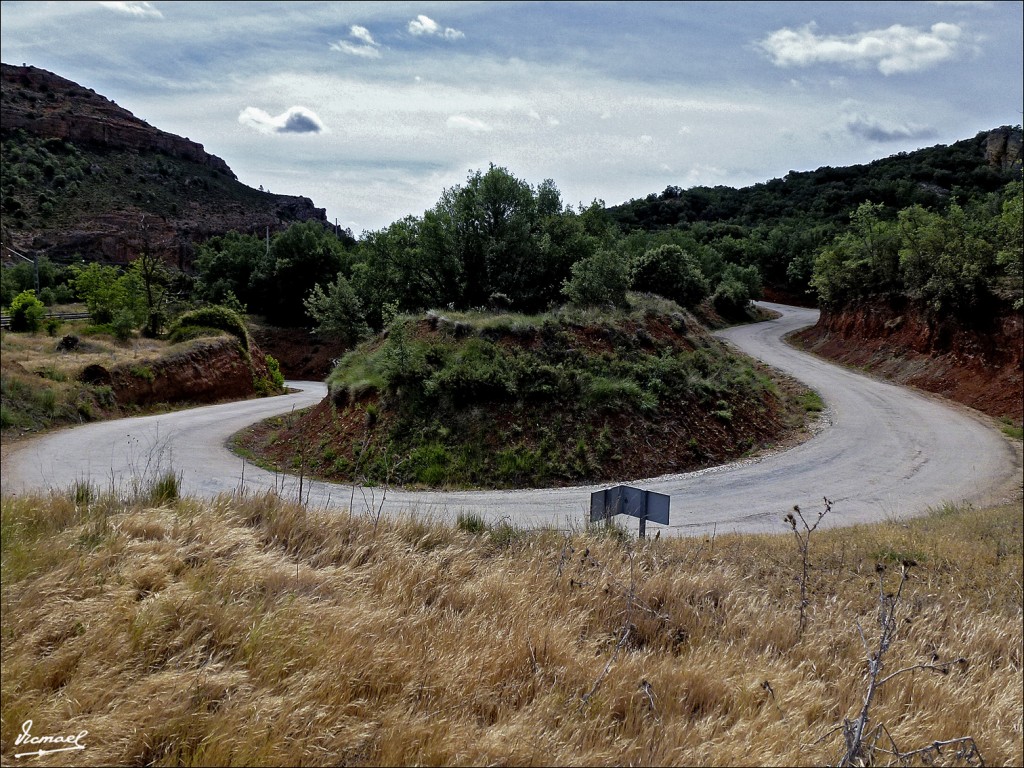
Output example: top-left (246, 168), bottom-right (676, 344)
top-left (607, 125), bottom-right (1022, 297)
top-left (0, 63), bottom-right (332, 267)
top-left (609, 127), bottom-right (1021, 232)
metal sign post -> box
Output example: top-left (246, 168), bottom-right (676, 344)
top-left (590, 485), bottom-right (670, 538)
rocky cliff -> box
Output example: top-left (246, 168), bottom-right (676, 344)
top-left (985, 126), bottom-right (1023, 174)
top-left (1, 63), bottom-right (331, 266)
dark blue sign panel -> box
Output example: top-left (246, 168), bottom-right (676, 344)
top-left (590, 485), bottom-right (670, 525)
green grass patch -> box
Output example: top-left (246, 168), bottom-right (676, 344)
top-left (799, 390), bottom-right (825, 413)
top-left (998, 417), bottom-right (1023, 440)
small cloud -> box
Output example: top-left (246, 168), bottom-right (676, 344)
top-left (331, 40), bottom-right (381, 58)
top-left (446, 115), bottom-right (491, 133)
top-left (546, 116), bottom-right (560, 127)
top-left (350, 25), bottom-right (376, 45)
top-left (97, 1), bottom-right (162, 18)
top-left (758, 21), bottom-right (965, 75)
top-left (331, 24), bottom-right (381, 58)
top-left (408, 14), bottom-right (464, 40)
top-left (844, 113), bottom-right (937, 142)
top-left (239, 106), bottom-right (327, 135)
top-left (639, 134), bottom-right (654, 144)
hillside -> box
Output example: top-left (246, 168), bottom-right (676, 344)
top-left (607, 126), bottom-right (1022, 298)
top-left (235, 297), bottom-right (815, 489)
top-left (0, 63), bottom-right (329, 266)
top-left (1, 485), bottom-right (1020, 766)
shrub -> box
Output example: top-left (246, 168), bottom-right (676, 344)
top-left (562, 249), bottom-right (631, 308)
top-left (304, 275), bottom-right (368, 345)
top-left (111, 308), bottom-right (137, 342)
top-left (265, 355), bottom-right (284, 390)
top-left (8, 290), bottom-right (46, 332)
top-left (631, 244), bottom-right (709, 308)
top-left (168, 306), bottom-right (249, 350)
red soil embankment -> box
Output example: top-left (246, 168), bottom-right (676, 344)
top-left (792, 302), bottom-right (1022, 424)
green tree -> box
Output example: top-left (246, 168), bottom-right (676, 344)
top-left (995, 181), bottom-right (1023, 309)
top-left (562, 248), bottom-right (631, 308)
top-left (72, 263), bottom-right (145, 327)
top-left (419, 166), bottom-right (588, 312)
top-left (810, 203), bottom-right (901, 306)
top-left (898, 202), bottom-right (994, 313)
top-left (712, 263), bottom-right (762, 318)
top-left (194, 231), bottom-right (269, 310)
top-left (630, 244), bottom-right (709, 308)
top-left (130, 251), bottom-right (172, 337)
top-left (351, 216), bottom-right (461, 329)
top-left (263, 221), bottom-right (349, 326)
top-left (304, 274), bottom-right (369, 345)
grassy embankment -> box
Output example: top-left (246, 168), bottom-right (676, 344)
top-left (236, 296), bottom-right (816, 489)
top-left (1, 481), bottom-right (1020, 766)
top-left (1, 309), bottom-right (281, 438)
top-left (1, 320), bottom-right (162, 434)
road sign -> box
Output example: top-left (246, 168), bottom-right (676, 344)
top-left (590, 485), bottom-right (670, 538)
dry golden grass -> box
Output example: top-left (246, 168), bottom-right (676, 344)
top-left (1, 323), bottom-right (200, 379)
top-left (1, 487), bottom-right (1021, 766)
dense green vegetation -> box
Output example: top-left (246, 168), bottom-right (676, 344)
top-left (239, 295), bottom-right (795, 489)
top-left (192, 165), bottom-right (764, 340)
top-left (608, 127), bottom-right (1022, 301)
top-left (4, 126), bottom-right (1019, 363)
top-left (810, 184), bottom-right (1023, 316)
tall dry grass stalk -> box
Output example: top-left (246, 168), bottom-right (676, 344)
top-left (1, 487), bottom-right (1021, 766)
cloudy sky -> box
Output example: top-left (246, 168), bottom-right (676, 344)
top-left (2, 1), bottom-right (1021, 234)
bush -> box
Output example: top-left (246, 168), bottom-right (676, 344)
top-left (111, 308), bottom-right (137, 342)
top-left (265, 355), bottom-right (284, 389)
top-left (562, 248), bottom-right (631, 308)
top-left (8, 290), bottom-right (46, 332)
top-left (304, 274), bottom-right (368, 345)
top-left (168, 306), bottom-right (249, 350)
top-left (631, 244), bottom-right (709, 308)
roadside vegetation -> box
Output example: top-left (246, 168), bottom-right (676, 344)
top-left (0, 310), bottom-right (283, 437)
top-left (1, 483), bottom-right (1020, 766)
top-left (235, 294), bottom-right (811, 489)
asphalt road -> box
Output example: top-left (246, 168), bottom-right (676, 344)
top-left (3, 303), bottom-right (1019, 536)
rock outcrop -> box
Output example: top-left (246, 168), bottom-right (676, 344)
top-left (2, 64), bottom-right (235, 177)
top-left (985, 126), bottom-right (1023, 174)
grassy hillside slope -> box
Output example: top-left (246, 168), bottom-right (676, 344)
top-left (236, 297), bottom-right (814, 489)
top-left (1, 486), bottom-right (1020, 766)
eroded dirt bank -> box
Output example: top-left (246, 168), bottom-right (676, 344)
top-left (792, 301), bottom-right (1022, 424)
top-left (80, 336), bottom-right (274, 407)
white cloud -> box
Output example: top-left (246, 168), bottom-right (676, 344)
top-left (239, 106), bottom-right (327, 135)
top-left (331, 24), bottom-right (381, 58)
top-left (758, 21), bottom-right (964, 75)
top-left (97, 1), bottom-right (162, 18)
top-left (446, 115), bottom-right (491, 133)
top-left (330, 40), bottom-right (381, 58)
top-left (350, 25), bottom-right (376, 46)
top-left (408, 14), bottom-right (464, 40)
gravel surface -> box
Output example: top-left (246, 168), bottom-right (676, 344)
top-left (4, 303), bottom-right (1019, 536)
